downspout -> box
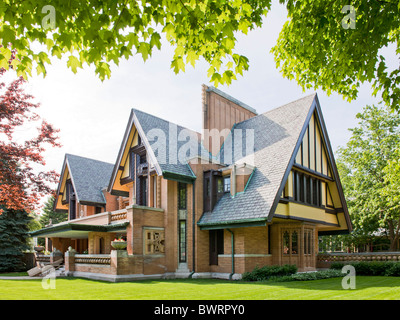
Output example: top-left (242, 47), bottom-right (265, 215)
top-left (227, 228), bottom-right (235, 280)
top-left (189, 181), bottom-right (196, 279)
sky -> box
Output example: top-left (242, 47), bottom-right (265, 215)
top-left (7, 1), bottom-right (395, 208)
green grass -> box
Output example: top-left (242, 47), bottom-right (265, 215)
top-left (0, 272), bottom-right (28, 277)
top-left (1, 276), bottom-right (400, 300)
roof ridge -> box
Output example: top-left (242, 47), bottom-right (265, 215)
top-left (65, 153), bottom-right (114, 166)
top-left (234, 93), bottom-right (316, 127)
top-left (131, 107), bottom-right (200, 135)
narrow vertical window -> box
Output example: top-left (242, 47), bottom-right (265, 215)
top-left (179, 220), bottom-right (186, 262)
top-left (178, 182), bottom-right (187, 210)
top-left (283, 231), bottom-right (290, 255)
top-left (291, 231), bottom-right (298, 254)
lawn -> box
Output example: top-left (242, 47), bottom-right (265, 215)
top-left (0, 276), bottom-right (400, 300)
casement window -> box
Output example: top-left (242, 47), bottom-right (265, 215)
top-left (223, 176), bottom-right (231, 193)
top-left (178, 182), bottom-right (187, 210)
top-left (179, 220), bottom-right (186, 262)
top-left (177, 182), bottom-right (187, 262)
top-left (283, 230), bottom-right (299, 255)
top-left (293, 171), bottom-right (322, 207)
top-left (137, 176), bottom-right (148, 206)
top-left (304, 229), bottom-right (313, 255)
top-left (144, 228), bottom-right (165, 255)
top-left (217, 178), bottom-right (224, 193)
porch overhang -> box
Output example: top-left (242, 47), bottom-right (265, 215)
top-left (29, 221), bottom-right (129, 239)
top-left (198, 218), bottom-right (268, 230)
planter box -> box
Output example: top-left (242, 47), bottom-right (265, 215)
top-left (111, 241), bottom-right (127, 250)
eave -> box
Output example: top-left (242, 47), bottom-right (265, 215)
top-left (197, 217), bottom-right (268, 230)
top-left (29, 221), bottom-right (129, 239)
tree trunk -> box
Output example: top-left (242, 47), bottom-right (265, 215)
top-left (388, 218), bottom-right (400, 251)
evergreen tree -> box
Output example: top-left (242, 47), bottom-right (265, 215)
top-left (39, 195), bottom-right (67, 228)
top-left (0, 206), bottom-right (32, 272)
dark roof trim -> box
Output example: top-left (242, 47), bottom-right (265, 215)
top-left (131, 111), bottom-right (163, 175)
top-left (292, 163), bottom-right (334, 182)
top-left (79, 201), bottom-right (106, 207)
top-left (53, 154), bottom-right (69, 212)
top-left (273, 214), bottom-right (339, 227)
top-left (163, 170), bottom-right (196, 184)
top-left (110, 189), bottom-right (130, 197)
top-left (108, 110), bottom-right (135, 193)
top-left (107, 109), bottom-right (163, 193)
top-left (267, 95), bottom-right (317, 222)
top-left (29, 221), bottom-right (129, 237)
top-left (313, 98), bottom-right (353, 233)
top-left (268, 94), bottom-right (352, 233)
top-left (198, 217), bottom-right (268, 230)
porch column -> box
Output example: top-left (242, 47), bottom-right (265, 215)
top-left (64, 250), bottom-right (75, 275)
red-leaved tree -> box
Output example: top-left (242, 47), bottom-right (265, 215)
top-left (0, 51), bottom-right (61, 214)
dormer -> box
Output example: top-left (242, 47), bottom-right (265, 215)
top-left (203, 162), bottom-right (255, 212)
top-left (221, 162), bottom-right (255, 197)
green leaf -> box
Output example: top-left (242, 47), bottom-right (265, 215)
top-left (171, 57), bottom-right (185, 73)
top-left (67, 55), bottom-right (81, 73)
top-left (137, 42), bottom-right (151, 62)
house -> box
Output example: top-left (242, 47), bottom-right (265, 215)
top-left (30, 85), bottom-right (352, 281)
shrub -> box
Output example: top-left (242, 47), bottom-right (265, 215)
top-left (330, 261), bottom-right (400, 276)
top-left (291, 269), bottom-right (342, 281)
top-left (242, 264), bottom-right (297, 281)
top-left (385, 263), bottom-right (400, 276)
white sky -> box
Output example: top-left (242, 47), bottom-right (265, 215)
top-left (8, 1), bottom-right (395, 208)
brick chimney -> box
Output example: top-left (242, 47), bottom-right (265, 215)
top-left (201, 84), bottom-right (257, 156)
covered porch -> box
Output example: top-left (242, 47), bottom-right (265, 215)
top-left (30, 205), bottom-right (166, 281)
top-left (31, 209), bottom-right (129, 254)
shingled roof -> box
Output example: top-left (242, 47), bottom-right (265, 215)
top-left (198, 93), bottom-right (318, 228)
top-left (131, 108), bottom-right (212, 182)
top-left (64, 154), bottom-right (114, 205)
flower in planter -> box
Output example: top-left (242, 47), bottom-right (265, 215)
top-left (113, 235), bottom-right (126, 242)
top-left (111, 235), bottom-right (127, 250)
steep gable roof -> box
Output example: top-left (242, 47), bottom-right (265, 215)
top-left (109, 108), bottom-right (207, 191)
top-left (132, 108), bottom-right (200, 181)
top-left (61, 154), bottom-right (114, 206)
top-left (198, 93), bottom-right (318, 228)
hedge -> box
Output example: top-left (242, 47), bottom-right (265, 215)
top-left (242, 265), bottom-right (343, 282)
top-left (242, 264), bottom-right (298, 281)
top-left (330, 261), bottom-right (400, 276)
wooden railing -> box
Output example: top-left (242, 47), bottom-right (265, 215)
top-left (74, 254), bottom-right (111, 265)
top-left (111, 209), bottom-right (128, 222)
